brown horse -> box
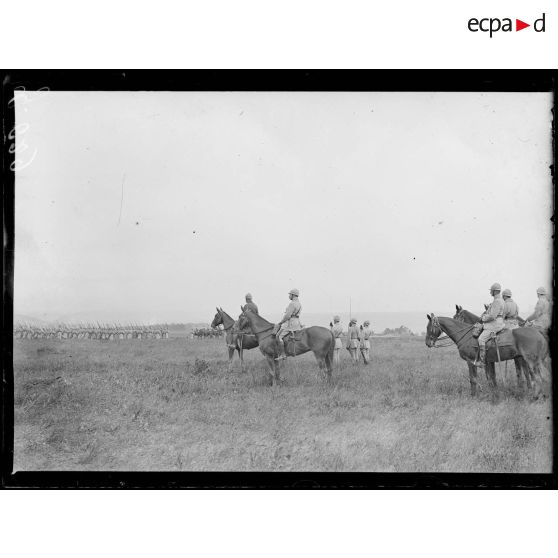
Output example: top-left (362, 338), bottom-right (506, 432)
top-left (453, 305), bottom-right (532, 390)
top-left (425, 313), bottom-right (548, 397)
top-left (210, 307), bottom-right (258, 373)
top-left (237, 309), bottom-right (335, 385)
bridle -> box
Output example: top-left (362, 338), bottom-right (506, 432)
top-left (428, 315), bottom-right (476, 349)
top-left (214, 309), bottom-right (236, 332)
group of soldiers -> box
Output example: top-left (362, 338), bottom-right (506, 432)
top-left (475, 283), bottom-right (551, 367)
top-left (14, 323), bottom-right (170, 340)
top-left (330, 316), bottom-right (372, 365)
top-left (191, 327), bottom-right (224, 339)
top-left (233, 290), bottom-right (372, 365)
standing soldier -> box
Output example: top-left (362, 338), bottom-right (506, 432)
top-left (242, 293), bottom-right (259, 314)
top-left (474, 282), bottom-right (505, 368)
top-left (525, 286), bottom-right (551, 333)
top-left (330, 315), bottom-right (344, 366)
top-left (274, 288), bottom-right (302, 361)
top-left (502, 289), bottom-right (519, 329)
top-left (360, 320), bottom-right (372, 365)
top-left (346, 318), bottom-right (360, 363)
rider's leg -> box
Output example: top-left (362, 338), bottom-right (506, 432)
top-left (275, 329), bottom-right (287, 360)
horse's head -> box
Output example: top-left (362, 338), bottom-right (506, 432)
top-left (425, 313), bottom-right (442, 347)
top-left (210, 307), bottom-right (223, 329)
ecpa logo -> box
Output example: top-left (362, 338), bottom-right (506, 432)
top-left (468, 12), bottom-right (546, 37)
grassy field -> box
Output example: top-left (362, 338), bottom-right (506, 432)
top-left (13, 334), bottom-right (552, 472)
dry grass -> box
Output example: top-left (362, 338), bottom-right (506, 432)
top-left (13, 334), bottom-right (552, 472)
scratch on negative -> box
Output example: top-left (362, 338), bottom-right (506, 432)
top-left (118, 173), bottom-right (126, 226)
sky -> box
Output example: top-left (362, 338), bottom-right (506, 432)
top-left (13, 91), bottom-right (553, 324)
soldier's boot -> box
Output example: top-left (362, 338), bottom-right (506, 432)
top-left (474, 347), bottom-right (486, 368)
top-left (275, 338), bottom-right (287, 361)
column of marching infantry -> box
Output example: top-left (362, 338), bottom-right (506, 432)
top-left (13, 324), bottom-right (170, 340)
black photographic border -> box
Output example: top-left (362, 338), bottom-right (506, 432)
top-left (2, 70), bottom-right (556, 489)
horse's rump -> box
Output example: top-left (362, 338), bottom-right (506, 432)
top-left (282, 326), bottom-right (334, 357)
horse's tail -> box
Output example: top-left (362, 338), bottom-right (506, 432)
top-left (327, 330), bottom-right (335, 363)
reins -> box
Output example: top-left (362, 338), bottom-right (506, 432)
top-left (429, 316), bottom-right (476, 349)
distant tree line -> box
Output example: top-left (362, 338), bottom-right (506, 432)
top-left (379, 325), bottom-right (415, 336)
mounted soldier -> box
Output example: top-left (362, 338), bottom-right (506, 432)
top-left (242, 293), bottom-right (259, 315)
top-left (502, 289), bottom-right (519, 329)
top-left (525, 286), bottom-right (551, 333)
top-left (474, 282), bottom-right (505, 368)
top-left (360, 320), bottom-right (372, 365)
top-left (274, 288), bottom-right (302, 361)
top-left (229, 292), bottom-right (259, 350)
top-left (330, 315), bottom-right (344, 366)
top-left (346, 318), bottom-right (360, 363)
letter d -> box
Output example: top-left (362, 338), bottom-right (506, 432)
top-left (534, 13), bottom-right (545, 32)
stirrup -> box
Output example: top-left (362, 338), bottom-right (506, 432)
top-left (275, 354), bottom-right (287, 361)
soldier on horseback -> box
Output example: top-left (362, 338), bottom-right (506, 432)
top-left (502, 289), bottom-right (519, 329)
top-left (525, 286), bottom-right (551, 333)
top-left (474, 282), bottom-right (505, 368)
top-left (242, 293), bottom-right (259, 314)
top-left (274, 288), bottom-right (302, 361)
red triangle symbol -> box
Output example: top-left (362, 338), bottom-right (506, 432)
top-left (516, 19), bottom-right (530, 31)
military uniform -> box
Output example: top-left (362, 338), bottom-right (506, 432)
top-left (476, 285), bottom-right (505, 367)
top-left (331, 316), bottom-right (344, 366)
top-left (275, 289), bottom-right (302, 360)
top-left (502, 291), bottom-right (519, 330)
top-left (347, 320), bottom-right (360, 363)
top-left (359, 321), bottom-right (372, 364)
top-left (243, 301), bottom-right (259, 314)
top-left (526, 288), bottom-right (551, 331)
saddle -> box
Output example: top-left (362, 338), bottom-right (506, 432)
top-left (283, 330), bottom-right (304, 343)
top-left (484, 328), bottom-right (515, 349)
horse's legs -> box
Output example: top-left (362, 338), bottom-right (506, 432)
top-left (467, 361), bottom-right (479, 396)
top-left (227, 346), bottom-right (235, 372)
top-left (486, 362), bottom-right (497, 389)
top-left (238, 347), bottom-right (244, 373)
top-left (265, 356), bottom-right (277, 386)
top-left (518, 357), bottom-right (532, 391)
top-left (531, 361), bottom-right (546, 398)
top-left (514, 357), bottom-right (525, 389)
top-left (324, 352), bottom-right (333, 383)
top-left (314, 354), bottom-right (328, 381)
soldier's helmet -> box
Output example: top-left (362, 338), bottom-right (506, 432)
top-left (350, 318), bottom-right (357, 324)
top-left (333, 315), bottom-right (340, 322)
top-left (364, 320), bottom-right (370, 326)
top-left (289, 288), bottom-right (300, 297)
top-left (537, 286), bottom-right (547, 296)
top-left (502, 289), bottom-right (512, 298)
top-left (245, 293), bottom-right (253, 300)
top-left (490, 282), bottom-right (502, 292)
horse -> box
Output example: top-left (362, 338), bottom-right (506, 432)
top-left (453, 305), bottom-right (532, 389)
top-left (237, 309), bottom-right (335, 386)
top-left (425, 313), bottom-right (548, 397)
top-left (210, 307), bottom-right (258, 373)
top-left (454, 304), bottom-right (552, 388)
